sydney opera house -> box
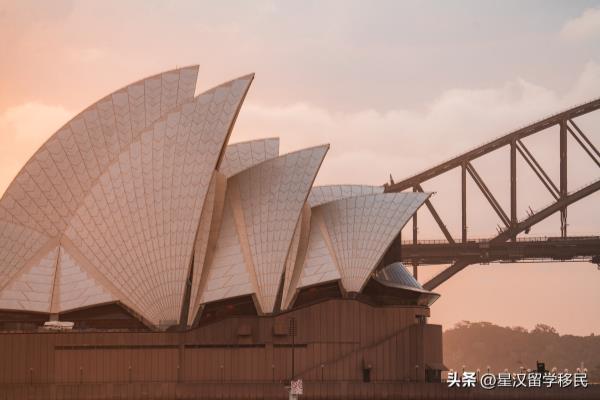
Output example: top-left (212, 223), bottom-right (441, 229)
top-left (0, 66), bottom-right (445, 398)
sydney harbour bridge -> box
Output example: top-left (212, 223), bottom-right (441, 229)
top-left (384, 98), bottom-right (600, 290)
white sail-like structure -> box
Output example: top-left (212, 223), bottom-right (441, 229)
top-left (0, 67), bottom-right (255, 327)
top-left (307, 185), bottom-right (384, 207)
top-left (0, 67), bottom-right (430, 329)
top-left (197, 146), bottom-right (328, 314)
top-left (282, 190), bottom-right (429, 309)
top-left (218, 138), bottom-right (280, 178)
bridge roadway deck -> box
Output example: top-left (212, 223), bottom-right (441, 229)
top-left (399, 236), bottom-right (600, 266)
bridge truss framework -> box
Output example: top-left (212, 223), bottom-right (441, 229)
top-left (384, 98), bottom-right (600, 290)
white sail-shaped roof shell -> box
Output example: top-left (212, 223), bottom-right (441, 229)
top-left (307, 185), bottom-right (384, 208)
top-left (54, 245), bottom-right (115, 313)
top-left (280, 205), bottom-right (311, 310)
top-left (219, 138), bottom-right (280, 177)
top-left (62, 76), bottom-right (253, 326)
top-left (0, 247), bottom-right (59, 313)
top-left (0, 67), bottom-right (255, 327)
top-left (197, 188), bottom-right (255, 305)
top-left (0, 242), bottom-right (118, 315)
top-left (288, 192), bottom-right (429, 304)
top-left (297, 212), bottom-right (341, 288)
top-left (197, 146), bottom-right (328, 315)
top-left (188, 138), bottom-right (281, 324)
top-left (316, 192), bottom-right (428, 292)
top-left (0, 66), bottom-right (433, 326)
top-left (0, 66), bottom-right (199, 295)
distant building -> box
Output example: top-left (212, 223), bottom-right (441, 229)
top-left (0, 67), bottom-right (445, 396)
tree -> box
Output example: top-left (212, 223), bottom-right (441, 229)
top-left (444, 321), bottom-right (600, 383)
top-left (532, 324), bottom-right (559, 335)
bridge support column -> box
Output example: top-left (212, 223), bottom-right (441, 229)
top-left (412, 186), bottom-right (419, 279)
top-left (560, 121), bottom-right (568, 238)
top-left (511, 139), bottom-right (517, 241)
top-left (461, 163), bottom-right (467, 243)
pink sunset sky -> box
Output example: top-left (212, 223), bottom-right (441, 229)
top-left (1, 0), bottom-right (599, 335)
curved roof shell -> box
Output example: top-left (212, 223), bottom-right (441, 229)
top-left (375, 262), bottom-right (425, 291)
top-left (322, 192), bottom-right (428, 292)
top-left (197, 146), bottom-right (328, 314)
top-left (0, 67), bottom-right (432, 328)
top-left (280, 204), bottom-right (311, 310)
top-left (0, 246), bottom-right (59, 313)
top-left (373, 262), bottom-right (440, 306)
top-left (219, 138), bottom-right (280, 177)
top-left (0, 67), bottom-right (254, 327)
top-left (0, 66), bottom-right (199, 292)
top-left (297, 192), bottom-right (429, 295)
top-left (307, 185), bottom-right (384, 208)
top-left (188, 137), bottom-right (283, 323)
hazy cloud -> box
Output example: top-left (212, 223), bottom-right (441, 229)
top-left (560, 6), bottom-right (600, 41)
top-left (235, 62), bottom-right (600, 187)
top-left (0, 102), bottom-right (72, 194)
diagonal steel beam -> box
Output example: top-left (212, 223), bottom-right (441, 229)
top-left (386, 98), bottom-right (600, 192)
top-left (515, 139), bottom-right (560, 199)
top-left (567, 125), bottom-right (600, 168)
top-left (422, 179), bottom-right (600, 289)
top-left (396, 102), bottom-right (600, 291)
top-left (423, 259), bottom-right (472, 291)
top-left (414, 184), bottom-right (455, 244)
top-left (569, 119), bottom-right (600, 159)
top-left (466, 162), bottom-right (511, 227)
top-left (493, 179), bottom-right (600, 243)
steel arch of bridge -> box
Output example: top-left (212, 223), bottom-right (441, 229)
top-left (384, 98), bottom-right (600, 290)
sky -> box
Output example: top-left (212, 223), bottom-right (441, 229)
top-left (0, 0), bottom-right (599, 335)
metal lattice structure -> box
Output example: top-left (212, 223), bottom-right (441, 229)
top-left (384, 98), bottom-right (600, 290)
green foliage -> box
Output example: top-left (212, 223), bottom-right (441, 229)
top-left (444, 322), bottom-right (600, 382)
